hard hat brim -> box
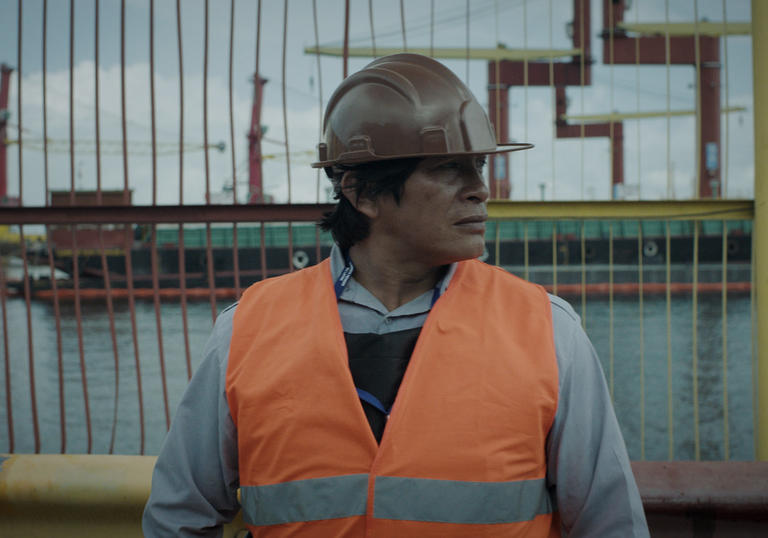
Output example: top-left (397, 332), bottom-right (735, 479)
top-left (311, 142), bottom-right (534, 169)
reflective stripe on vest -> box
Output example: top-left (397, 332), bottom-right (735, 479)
top-left (241, 474), bottom-right (368, 525)
top-left (227, 258), bottom-right (560, 537)
top-left (241, 474), bottom-right (554, 526)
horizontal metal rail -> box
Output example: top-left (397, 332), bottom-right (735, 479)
top-left (0, 203), bottom-right (335, 225)
top-left (488, 200), bottom-right (754, 220)
top-left (0, 200), bottom-right (754, 226)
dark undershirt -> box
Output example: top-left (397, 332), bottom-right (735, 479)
top-left (345, 327), bottom-right (422, 443)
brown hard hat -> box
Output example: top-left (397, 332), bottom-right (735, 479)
top-left (312, 53), bottom-right (532, 169)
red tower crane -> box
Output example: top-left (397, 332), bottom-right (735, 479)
top-left (488, 0), bottom-right (726, 199)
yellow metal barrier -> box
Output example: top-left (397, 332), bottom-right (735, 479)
top-left (3, 454), bottom-right (768, 537)
top-left (0, 454), bottom-right (247, 538)
top-left (754, 0), bottom-right (768, 462)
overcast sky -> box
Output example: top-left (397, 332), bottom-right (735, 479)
top-left (0, 0), bottom-right (755, 206)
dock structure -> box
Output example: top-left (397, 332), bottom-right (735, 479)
top-left (0, 0), bottom-right (766, 535)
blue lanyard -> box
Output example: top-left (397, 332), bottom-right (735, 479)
top-left (334, 251), bottom-right (443, 307)
top-left (335, 251), bottom-right (443, 416)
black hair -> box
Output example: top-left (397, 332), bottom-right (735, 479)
top-left (319, 158), bottom-right (421, 251)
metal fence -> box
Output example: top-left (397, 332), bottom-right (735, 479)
top-left (0, 0), bottom-right (764, 464)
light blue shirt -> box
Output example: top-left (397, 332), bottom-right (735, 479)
top-left (143, 244), bottom-right (649, 537)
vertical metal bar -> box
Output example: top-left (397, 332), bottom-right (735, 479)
top-left (522, 0), bottom-right (528, 199)
top-left (752, 223), bottom-right (758, 459)
top-left (523, 222), bottom-right (529, 281)
top-left (368, 0), bottom-right (376, 57)
top-left (692, 221), bottom-right (700, 460)
top-left (399, 0), bottom-right (407, 52)
top-left (429, 0), bottom-right (434, 57)
top-left (693, 0), bottom-right (702, 198)
top-left (203, 0), bottom-right (216, 321)
top-left (282, 0), bottom-right (293, 274)
top-left (311, 0), bottom-right (323, 262)
top-left (664, 0), bottom-right (672, 198)
top-left (203, 0), bottom-right (210, 206)
top-left (176, 0), bottom-right (191, 379)
top-left (609, 222), bottom-right (614, 400)
top-left (753, 0), bottom-right (768, 461)
top-left (551, 222), bottom-right (557, 296)
top-left (42, 0), bottom-right (66, 454)
top-left (97, 223), bottom-right (120, 454)
top-left (70, 226), bottom-right (91, 453)
top-left (721, 220), bottom-right (730, 459)
top-left (311, 0), bottom-right (322, 201)
top-left (465, 0), bottom-right (470, 84)
top-left (635, 0), bottom-right (641, 199)
top-left (548, 0), bottom-right (555, 198)
top-left (228, 0), bottom-right (237, 207)
top-left (0, 261), bottom-right (13, 452)
top-left (638, 222), bottom-right (645, 460)
top-left (121, 0), bottom-right (145, 454)
top-left (260, 224), bottom-right (267, 281)
top-left (149, 0), bottom-right (157, 206)
top-left (608, 0), bottom-right (615, 199)
top-left (206, 223), bottom-right (216, 321)
top-left (343, 0), bottom-right (350, 77)
top-left (69, 0), bottom-right (91, 454)
top-left (229, 0), bottom-right (241, 297)
top-left (148, 0), bottom-right (170, 432)
top-left (578, 0), bottom-right (585, 199)
top-left (150, 225), bottom-right (169, 430)
top-left (18, 0), bottom-right (42, 455)
top-left (94, 0), bottom-right (120, 454)
top-left (666, 220), bottom-right (674, 459)
top-left (94, 0), bottom-right (102, 205)
top-left (721, 0), bottom-right (730, 197)
top-left (580, 221), bottom-right (586, 326)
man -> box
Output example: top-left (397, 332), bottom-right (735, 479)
top-left (144, 53), bottom-right (648, 537)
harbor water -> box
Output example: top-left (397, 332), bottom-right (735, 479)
top-left (0, 290), bottom-right (755, 460)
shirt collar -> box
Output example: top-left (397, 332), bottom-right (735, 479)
top-left (329, 244), bottom-right (458, 313)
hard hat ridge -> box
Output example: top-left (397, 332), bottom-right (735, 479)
top-left (312, 53), bottom-right (532, 169)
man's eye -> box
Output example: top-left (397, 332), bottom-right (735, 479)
top-left (435, 161), bottom-right (461, 171)
top-left (475, 158), bottom-right (487, 170)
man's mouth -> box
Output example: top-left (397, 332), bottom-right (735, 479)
top-left (454, 215), bottom-right (487, 233)
top-left (454, 215), bottom-right (487, 225)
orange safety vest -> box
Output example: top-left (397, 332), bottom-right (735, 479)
top-left (227, 258), bottom-right (560, 537)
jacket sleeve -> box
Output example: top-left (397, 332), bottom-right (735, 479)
top-left (142, 305), bottom-right (240, 537)
top-left (546, 296), bottom-right (649, 538)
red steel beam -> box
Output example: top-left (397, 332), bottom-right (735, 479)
top-left (487, 82), bottom-right (510, 199)
top-left (632, 461), bottom-right (768, 517)
top-left (699, 64), bottom-right (721, 198)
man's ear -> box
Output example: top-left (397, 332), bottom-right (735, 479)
top-left (341, 171), bottom-right (379, 219)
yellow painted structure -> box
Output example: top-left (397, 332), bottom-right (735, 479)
top-left (0, 454), bottom-right (247, 537)
top-left (618, 21), bottom-right (751, 37)
top-left (304, 45), bottom-right (581, 61)
top-left (753, 0), bottom-right (768, 461)
top-left (487, 199), bottom-right (753, 221)
top-left (561, 106), bottom-right (747, 123)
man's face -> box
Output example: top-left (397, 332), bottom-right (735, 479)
top-left (369, 155), bottom-right (489, 267)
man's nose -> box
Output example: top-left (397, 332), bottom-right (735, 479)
top-left (462, 169), bottom-right (490, 203)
